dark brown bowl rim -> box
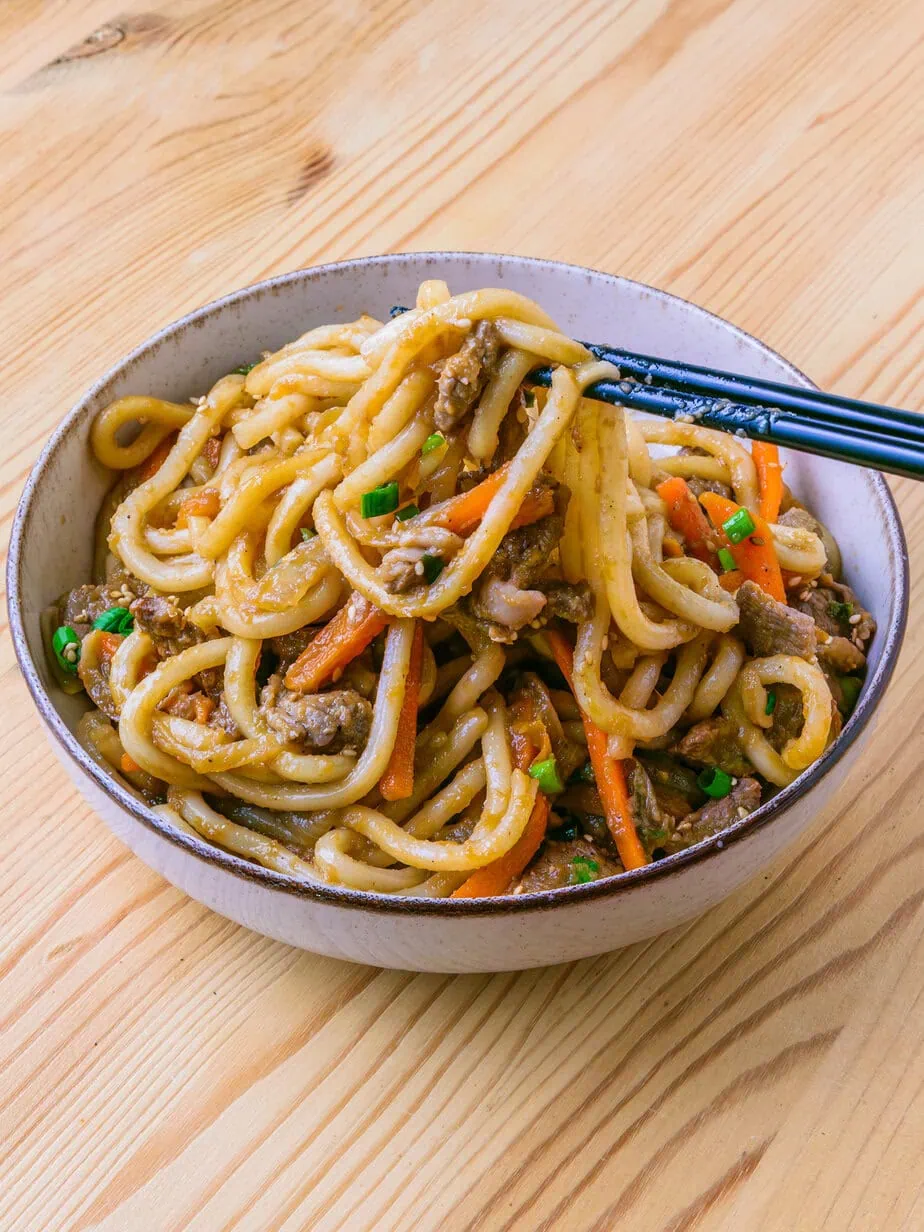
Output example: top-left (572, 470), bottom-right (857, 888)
top-left (6, 252), bottom-right (910, 917)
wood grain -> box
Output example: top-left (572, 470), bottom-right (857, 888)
top-left (0, 1), bottom-right (922, 1228)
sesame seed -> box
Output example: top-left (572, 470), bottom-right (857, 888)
top-left (737, 807), bottom-right (748, 819)
top-left (849, 613), bottom-right (862, 625)
top-left (602, 636), bottom-right (609, 650)
top-left (414, 562), bottom-right (424, 577)
top-left (583, 833), bottom-right (593, 843)
top-left (799, 590), bottom-right (811, 601)
top-left (513, 885), bottom-right (524, 895)
top-left (787, 575), bottom-right (802, 588)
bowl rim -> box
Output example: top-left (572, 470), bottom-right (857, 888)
top-left (7, 250), bottom-right (910, 917)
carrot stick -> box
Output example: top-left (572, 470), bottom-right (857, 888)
top-left (428, 463), bottom-right (553, 536)
top-left (284, 592), bottom-right (389, 692)
top-left (120, 752), bottom-right (141, 774)
top-left (753, 442), bottom-right (784, 524)
top-left (176, 488), bottom-right (220, 528)
top-left (545, 628), bottom-right (648, 871)
top-left (135, 432), bottom-right (177, 484)
top-left (699, 491), bottom-right (785, 602)
top-left (655, 476), bottom-right (719, 568)
top-left (451, 736), bottom-right (550, 899)
top-left (379, 621), bottom-right (424, 801)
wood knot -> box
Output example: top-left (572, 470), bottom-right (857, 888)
top-left (288, 143), bottom-right (336, 205)
top-left (47, 12), bottom-right (170, 67)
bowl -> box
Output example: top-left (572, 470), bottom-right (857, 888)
top-left (7, 252), bottom-right (909, 973)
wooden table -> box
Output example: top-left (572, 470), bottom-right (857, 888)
top-left (2, 2), bottom-right (922, 1228)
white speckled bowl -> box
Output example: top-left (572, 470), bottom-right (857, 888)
top-left (7, 253), bottom-right (908, 972)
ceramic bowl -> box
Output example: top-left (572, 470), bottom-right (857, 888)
top-left (7, 253), bottom-right (909, 972)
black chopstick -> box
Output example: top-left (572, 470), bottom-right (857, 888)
top-left (389, 307), bottom-right (924, 480)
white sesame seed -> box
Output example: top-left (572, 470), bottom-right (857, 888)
top-left (583, 833), bottom-right (593, 843)
top-left (737, 807), bottom-right (747, 819)
top-left (849, 612), bottom-right (862, 625)
top-left (414, 562), bottom-right (424, 576)
top-left (513, 885), bottom-right (524, 895)
top-left (799, 590), bottom-right (811, 601)
top-left (787, 575), bottom-right (802, 588)
top-left (602, 636), bottom-right (609, 650)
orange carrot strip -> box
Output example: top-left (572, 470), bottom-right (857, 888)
top-left (753, 442), bottom-right (784, 524)
top-left (718, 569), bottom-right (745, 593)
top-left (545, 628), bottom-right (648, 871)
top-left (379, 622), bottom-right (424, 801)
top-left (451, 736), bottom-right (549, 899)
top-left (136, 432), bottom-right (177, 483)
top-left (96, 631), bottom-right (124, 669)
top-left (699, 491), bottom-right (785, 602)
top-left (284, 592), bottom-right (389, 692)
top-left (176, 488), bottom-right (220, 528)
top-left (655, 476), bottom-right (719, 568)
top-left (428, 463), bottom-right (552, 537)
top-left (120, 752), bottom-right (141, 774)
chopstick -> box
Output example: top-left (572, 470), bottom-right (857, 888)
top-left (389, 307), bottom-right (924, 479)
top-left (528, 344), bottom-right (924, 480)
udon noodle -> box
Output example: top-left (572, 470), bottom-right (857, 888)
top-left (46, 282), bottom-right (875, 897)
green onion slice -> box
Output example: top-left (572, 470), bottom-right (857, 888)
top-left (570, 856), bottom-right (600, 885)
top-left (360, 481), bottom-right (400, 519)
top-left (829, 600), bottom-right (854, 623)
top-left (421, 554), bottom-right (444, 584)
top-left (717, 547), bottom-right (737, 573)
top-left (528, 756), bottom-right (564, 795)
top-left (52, 625), bottom-right (81, 674)
top-left (422, 432), bottom-right (445, 456)
top-left (765, 689), bottom-right (777, 716)
top-left (92, 606), bottom-right (134, 636)
top-left (722, 507), bottom-right (756, 544)
top-left (232, 362), bottom-right (258, 375)
top-left (300, 527), bottom-right (317, 541)
top-left (837, 675), bottom-right (862, 713)
top-left (697, 766), bottom-right (734, 799)
top-left (395, 504), bottom-right (419, 522)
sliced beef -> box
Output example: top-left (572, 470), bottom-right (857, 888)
top-left (514, 837), bottom-right (622, 893)
top-left (258, 674), bottom-right (372, 753)
top-left (635, 750), bottom-right (705, 821)
top-left (765, 683), bottom-right (803, 753)
top-left (469, 512), bottom-right (563, 640)
top-left (535, 580), bottom-right (594, 624)
top-left (736, 580), bottom-right (817, 660)
top-left (676, 449), bottom-right (733, 500)
top-left (664, 777), bottom-right (762, 853)
top-left (211, 696), bottom-right (241, 737)
top-left (61, 582), bottom-right (134, 638)
top-left (672, 717), bottom-right (752, 777)
top-left (130, 594), bottom-right (204, 657)
top-left (778, 507), bottom-right (842, 577)
top-left (269, 628), bottom-right (317, 671)
top-left (434, 320), bottom-right (502, 432)
top-left (817, 636), bottom-right (866, 675)
top-left (625, 759), bottom-right (671, 853)
top-left (790, 575), bottom-right (875, 647)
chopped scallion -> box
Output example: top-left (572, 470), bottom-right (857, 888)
top-left (421, 554), bottom-right (444, 584)
top-left (422, 432), bottom-right (445, 456)
top-left (92, 607), bottom-right (134, 636)
top-left (52, 625), bottom-right (81, 674)
top-left (717, 547), bottom-right (737, 573)
top-left (232, 362), bottom-right (258, 375)
top-left (765, 689), bottom-right (777, 716)
top-left (829, 600), bottom-right (854, 623)
top-left (528, 756), bottom-right (564, 795)
top-left (697, 766), bottom-right (733, 799)
top-left (570, 857), bottom-right (599, 885)
top-left (300, 527), bottom-right (317, 541)
top-left (395, 503), bottom-right (419, 522)
top-left (722, 507), bottom-right (756, 544)
top-left (837, 675), bottom-right (863, 713)
top-left (360, 481), bottom-right (400, 518)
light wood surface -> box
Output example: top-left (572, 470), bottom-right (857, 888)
top-left (1, 2), bottom-right (922, 1228)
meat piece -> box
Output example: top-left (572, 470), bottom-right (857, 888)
top-left (434, 320), bottom-right (501, 432)
top-left (765, 683), bottom-right (803, 753)
top-left (61, 582), bottom-right (135, 637)
top-left (541, 580), bottom-right (594, 624)
top-left (625, 759), bottom-right (669, 852)
top-left (736, 580), bottom-right (817, 660)
top-left (469, 513), bottom-right (564, 638)
top-left (259, 674), bottom-right (372, 752)
top-left (672, 717), bottom-right (753, 777)
top-left (76, 629), bottom-right (121, 720)
top-left (664, 777), bottom-right (762, 853)
top-left (817, 636), bottom-right (866, 675)
top-left (790, 575), bottom-right (875, 646)
top-left (475, 577), bottom-right (546, 633)
top-left (211, 696), bottom-right (241, 737)
top-left (676, 448), bottom-right (733, 500)
top-left (778, 507), bottom-right (842, 577)
top-left (635, 750), bottom-right (704, 820)
top-left (514, 838), bottom-right (622, 893)
top-left (130, 594), bottom-right (204, 657)
top-left (379, 528), bottom-right (464, 595)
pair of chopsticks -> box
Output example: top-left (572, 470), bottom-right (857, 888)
top-left (390, 307), bottom-right (923, 479)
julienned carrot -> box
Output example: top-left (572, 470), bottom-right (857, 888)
top-left (176, 488), bottom-right (220, 528)
top-left (718, 568), bottom-right (745, 593)
top-left (655, 476), bottom-right (719, 568)
top-left (752, 442), bottom-right (784, 523)
top-left (451, 737), bottom-right (549, 899)
top-left (120, 752), bottom-right (141, 774)
top-left (699, 491), bottom-right (785, 602)
top-left (429, 463), bottom-right (552, 536)
top-left (284, 592), bottom-right (389, 692)
top-left (379, 622), bottom-right (424, 801)
top-left (136, 432), bottom-right (177, 483)
top-left (545, 628), bottom-right (648, 872)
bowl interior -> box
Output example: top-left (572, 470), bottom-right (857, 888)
top-left (9, 253), bottom-right (908, 896)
